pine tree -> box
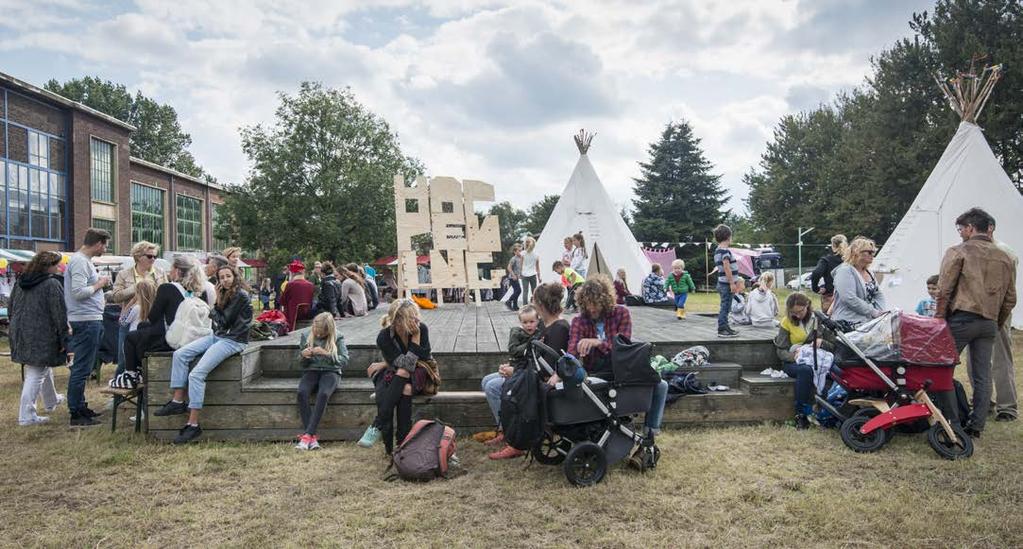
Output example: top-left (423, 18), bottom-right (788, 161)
top-left (631, 121), bottom-right (729, 244)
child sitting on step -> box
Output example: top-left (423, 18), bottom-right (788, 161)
top-left (664, 259), bottom-right (695, 320)
top-left (295, 312), bottom-right (349, 450)
top-left (745, 272), bottom-right (780, 328)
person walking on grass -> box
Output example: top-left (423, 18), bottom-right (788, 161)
top-left (713, 224), bottom-right (740, 338)
top-left (10, 251), bottom-right (68, 426)
top-left (64, 228), bottom-right (111, 426)
top-left (664, 259), bottom-right (695, 320)
top-left (295, 312), bottom-right (349, 450)
top-left (154, 264), bottom-right (253, 444)
top-left (935, 208), bottom-right (1016, 438)
top-left (359, 299), bottom-right (432, 455)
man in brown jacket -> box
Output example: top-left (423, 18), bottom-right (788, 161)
top-left (936, 208), bottom-right (1017, 438)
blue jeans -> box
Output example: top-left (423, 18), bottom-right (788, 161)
top-left (482, 372), bottom-right (505, 426)
top-left (170, 334), bottom-right (247, 409)
top-left (116, 324), bottom-right (130, 376)
top-left (716, 282), bottom-right (732, 331)
top-left (68, 320), bottom-right (104, 414)
top-left (646, 379), bottom-right (669, 432)
top-left (782, 361), bottom-right (814, 414)
top-left (674, 293), bottom-right (689, 309)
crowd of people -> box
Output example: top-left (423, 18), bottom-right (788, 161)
top-left (7, 206), bottom-right (1016, 452)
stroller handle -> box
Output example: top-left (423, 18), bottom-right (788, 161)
top-left (814, 311), bottom-right (840, 333)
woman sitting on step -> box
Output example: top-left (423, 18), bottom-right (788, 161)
top-left (358, 299), bottom-right (432, 454)
top-left (482, 282), bottom-right (571, 459)
top-left (294, 312), bottom-right (349, 450)
top-left (153, 264), bottom-right (253, 444)
top-left (773, 292), bottom-right (835, 430)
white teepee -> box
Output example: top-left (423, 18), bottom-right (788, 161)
top-left (875, 64), bottom-right (1022, 328)
top-left (535, 130), bottom-right (652, 289)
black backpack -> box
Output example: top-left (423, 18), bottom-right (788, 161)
top-left (499, 365), bottom-right (545, 451)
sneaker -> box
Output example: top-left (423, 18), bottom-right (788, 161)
top-left (484, 432), bottom-right (506, 447)
top-left (717, 329), bottom-right (739, 338)
top-left (295, 434), bottom-right (314, 451)
top-left (488, 445), bottom-right (525, 460)
top-left (308, 435), bottom-right (321, 450)
top-left (45, 394), bottom-right (65, 413)
top-left (995, 412), bottom-right (1017, 422)
top-left (173, 424), bottom-right (203, 444)
top-left (727, 327), bottom-right (740, 336)
top-left (154, 400), bottom-right (188, 417)
top-left (69, 413), bottom-right (101, 427)
top-left (19, 416), bottom-right (50, 426)
top-left (128, 409), bottom-right (147, 423)
top-left (357, 426), bottom-right (381, 448)
top-left (794, 414), bottom-right (811, 430)
top-left (81, 407), bottom-right (103, 419)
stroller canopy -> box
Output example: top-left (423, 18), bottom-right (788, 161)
top-left (839, 311), bottom-right (958, 366)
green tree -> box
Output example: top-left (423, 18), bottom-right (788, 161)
top-left (631, 121), bottom-right (729, 244)
top-left (746, 0), bottom-right (1023, 246)
top-left (486, 201), bottom-right (528, 267)
top-left (523, 194), bottom-right (559, 238)
top-left (217, 82), bottom-right (423, 268)
top-left (44, 76), bottom-right (207, 178)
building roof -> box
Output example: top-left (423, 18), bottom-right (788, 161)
top-left (0, 71), bottom-right (136, 132)
top-left (130, 156), bottom-right (224, 191)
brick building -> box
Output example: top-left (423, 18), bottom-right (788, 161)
top-left (0, 71), bottom-right (227, 255)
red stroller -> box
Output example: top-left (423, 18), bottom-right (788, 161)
top-left (816, 311), bottom-right (973, 460)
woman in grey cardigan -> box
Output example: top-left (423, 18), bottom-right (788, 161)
top-left (830, 237), bottom-right (887, 326)
top-left (10, 251), bottom-right (69, 425)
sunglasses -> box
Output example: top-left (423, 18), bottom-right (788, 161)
top-left (861, 250), bottom-right (876, 256)
top-left (142, 254), bottom-right (157, 260)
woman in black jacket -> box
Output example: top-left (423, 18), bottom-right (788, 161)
top-left (810, 234), bottom-right (848, 313)
top-left (10, 251), bottom-right (69, 426)
top-left (357, 298), bottom-right (431, 454)
top-left (121, 255), bottom-right (209, 381)
top-left (315, 262), bottom-right (342, 318)
top-left (154, 264), bottom-right (252, 444)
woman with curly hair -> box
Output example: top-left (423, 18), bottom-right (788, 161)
top-left (568, 275), bottom-right (668, 437)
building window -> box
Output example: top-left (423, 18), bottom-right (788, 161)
top-left (90, 138), bottom-right (114, 202)
top-left (176, 194), bottom-right (203, 251)
top-left (131, 183), bottom-right (164, 248)
top-left (28, 130), bottom-right (49, 167)
top-left (211, 203), bottom-right (230, 252)
top-left (3, 162), bottom-right (63, 241)
top-left (92, 218), bottom-right (116, 252)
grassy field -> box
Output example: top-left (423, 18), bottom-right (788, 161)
top-left (1, 294), bottom-right (1020, 547)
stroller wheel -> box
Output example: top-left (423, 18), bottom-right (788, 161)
top-left (563, 442), bottom-right (607, 487)
top-left (840, 415), bottom-right (888, 453)
top-left (927, 422), bottom-right (974, 460)
top-left (532, 432), bottom-right (568, 466)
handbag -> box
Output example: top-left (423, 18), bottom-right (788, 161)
top-left (412, 358), bottom-right (441, 396)
top-left (611, 335), bottom-right (659, 386)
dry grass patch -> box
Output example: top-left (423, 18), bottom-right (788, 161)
top-left (0, 331), bottom-right (1020, 547)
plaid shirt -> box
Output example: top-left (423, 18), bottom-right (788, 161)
top-left (568, 305), bottom-right (632, 371)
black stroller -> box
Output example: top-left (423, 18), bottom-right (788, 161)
top-left (527, 338), bottom-right (661, 486)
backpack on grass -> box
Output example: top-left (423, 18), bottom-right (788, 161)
top-left (499, 365), bottom-right (545, 451)
top-left (165, 283), bottom-right (213, 350)
top-left (386, 419), bottom-right (459, 482)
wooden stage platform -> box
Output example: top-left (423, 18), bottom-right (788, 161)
top-left (143, 302), bottom-right (795, 442)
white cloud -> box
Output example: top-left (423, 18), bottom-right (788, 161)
top-left (0, 0), bottom-right (934, 217)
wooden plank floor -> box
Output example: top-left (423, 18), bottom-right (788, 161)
top-left (254, 302), bottom-right (776, 353)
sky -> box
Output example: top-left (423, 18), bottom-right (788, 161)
top-left (0, 0), bottom-right (936, 214)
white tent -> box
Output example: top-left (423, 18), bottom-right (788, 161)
top-left (875, 65), bottom-right (1022, 328)
top-left (535, 131), bottom-right (651, 289)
